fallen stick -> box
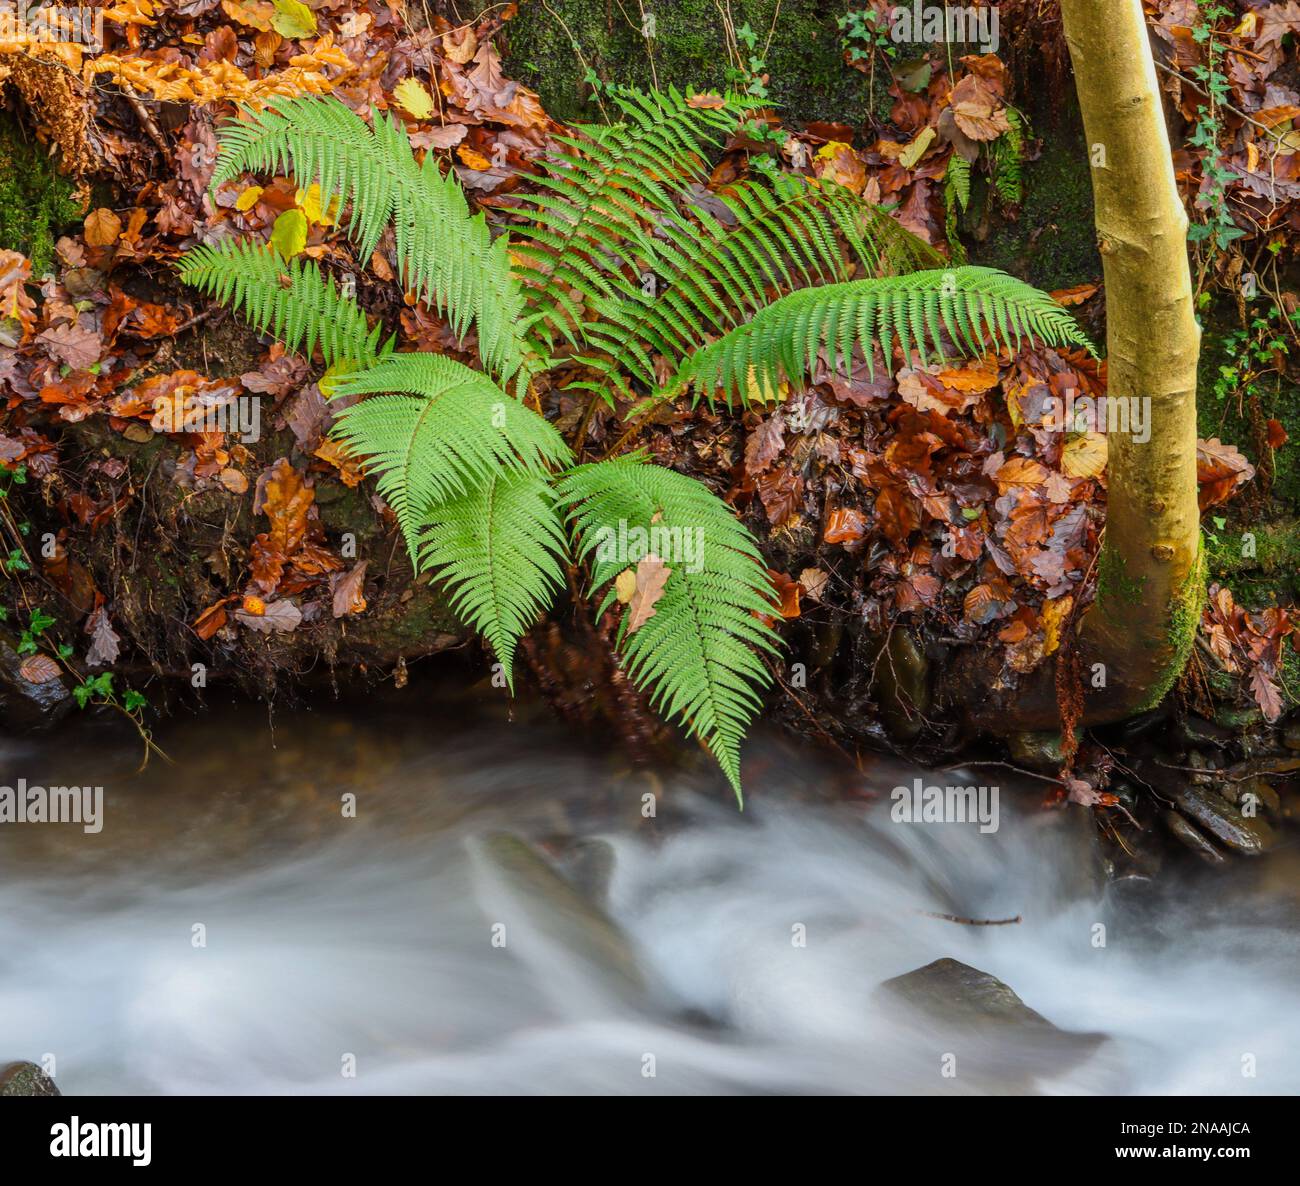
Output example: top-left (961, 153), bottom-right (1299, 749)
top-left (918, 910), bottom-right (1022, 926)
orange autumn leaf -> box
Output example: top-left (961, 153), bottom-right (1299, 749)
top-left (260, 458), bottom-right (313, 556)
top-left (85, 208), bottom-right (123, 247)
top-left (937, 355), bottom-right (1000, 394)
top-left (824, 506), bottom-right (866, 544)
top-left (1050, 283), bottom-right (1099, 307)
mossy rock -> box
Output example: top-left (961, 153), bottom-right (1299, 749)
top-left (502, 0), bottom-right (889, 125)
top-left (0, 109), bottom-right (81, 276)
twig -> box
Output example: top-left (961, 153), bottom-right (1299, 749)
top-left (918, 910), bottom-right (1022, 926)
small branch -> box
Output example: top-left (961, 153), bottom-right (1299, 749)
top-left (918, 910), bottom-right (1023, 926)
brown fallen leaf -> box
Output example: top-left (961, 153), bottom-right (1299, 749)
top-left (331, 560), bottom-right (368, 618)
top-left (625, 553), bottom-right (671, 634)
top-left (19, 654), bottom-right (61, 684)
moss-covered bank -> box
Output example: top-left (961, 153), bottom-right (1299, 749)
top-left (0, 109), bottom-right (80, 276)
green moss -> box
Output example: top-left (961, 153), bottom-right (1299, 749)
top-left (1133, 544), bottom-right (1206, 713)
top-left (0, 111), bottom-right (80, 276)
top-left (970, 107), bottom-right (1099, 292)
top-left (1196, 296), bottom-right (1300, 514)
top-left (1204, 517), bottom-right (1300, 606)
top-left (501, 0), bottom-right (889, 125)
top-left (1096, 547), bottom-right (1146, 613)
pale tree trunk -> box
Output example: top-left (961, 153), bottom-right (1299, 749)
top-left (943, 0), bottom-right (1203, 732)
top-left (1062, 0), bottom-right (1203, 720)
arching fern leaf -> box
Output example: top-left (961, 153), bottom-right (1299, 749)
top-left (417, 473), bottom-right (568, 691)
top-left (209, 95), bottom-right (536, 390)
top-left (511, 86), bottom-right (759, 357)
top-left (576, 173), bottom-right (944, 388)
top-left (329, 353), bottom-right (572, 559)
top-left (556, 457), bottom-right (780, 803)
top-left (178, 240), bottom-right (390, 370)
top-left (674, 266), bottom-right (1094, 406)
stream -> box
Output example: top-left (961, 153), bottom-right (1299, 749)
top-left (2, 690), bottom-right (1299, 1095)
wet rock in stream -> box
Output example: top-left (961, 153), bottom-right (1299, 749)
top-left (1168, 784), bottom-right (1277, 856)
top-left (0, 630), bottom-right (71, 731)
top-left (878, 958), bottom-right (1106, 1090)
top-left (467, 832), bottom-right (645, 1015)
top-left (0, 1061), bottom-right (60, 1096)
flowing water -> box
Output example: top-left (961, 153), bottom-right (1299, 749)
top-left (2, 691), bottom-right (1299, 1095)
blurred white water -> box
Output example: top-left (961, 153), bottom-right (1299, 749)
top-left (1, 706), bottom-right (1298, 1095)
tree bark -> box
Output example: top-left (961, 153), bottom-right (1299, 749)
top-left (1062, 0), bottom-right (1203, 721)
top-left (944, 0), bottom-right (1203, 732)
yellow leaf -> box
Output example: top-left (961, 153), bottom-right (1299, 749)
top-left (615, 568), bottom-right (637, 604)
top-left (234, 185), bottom-right (263, 212)
top-left (744, 365), bottom-right (788, 405)
top-left (271, 0), bottom-right (316, 39)
top-left (270, 208), bottom-right (308, 260)
top-left (1060, 432), bottom-right (1108, 479)
top-left (1041, 595), bottom-right (1074, 657)
top-left (295, 182), bottom-right (338, 226)
top-left (393, 77), bottom-right (434, 120)
top-left (221, 0), bottom-right (275, 32)
top-left (899, 126), bottom-right (937, 170)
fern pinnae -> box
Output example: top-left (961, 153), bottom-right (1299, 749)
top-left (209, 96), bottom-right (536, 391)
top-left (417, 472), bottom-right (568, 691)
top-left (556, 456), bottom-right (780, 803)
top-left (674, 266), bottom-right (1095, 406)
top-left (329, 353), bottom-right (573, 560)
top-left (178, 240), bottom-right (388, 370)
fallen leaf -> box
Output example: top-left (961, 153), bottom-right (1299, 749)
top-left (1061, 433), bottom-right (1108, 479)
top-left (331, 561), bottom-right (368, 617)
top-left (625, 553), bottom-right (671, 634)
top-left (85, 208), bottom-right (123, 247)
top-left (394, 77), bottom-right (434, 119)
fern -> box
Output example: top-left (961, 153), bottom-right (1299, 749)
top-left (943, 155), bottom-right (971, 264)
top-left (210, 96), bottom-right (536, 390)
top-left (674, 266), bottom-right (1094, 406)
top-left (991, 109), bottom-right (1025, 209)
top-left (417, 473), bottom-right (568, 691)
top-left (576, 173), bottom-right (944, 388)
top-left (556, 456), bottom-right (780, 804)
top-left (511, 87), bottom-right (759, 354)
top-left (328, 353), bottom-right (572, 559)
top-left (179, 86), bottom-right (1089, 804)
top-left (178, 240), bottom-right (390, 370)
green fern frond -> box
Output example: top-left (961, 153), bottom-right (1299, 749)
top-left (991, 109), bottom-right (1025, 208)
top-left (329, 353), bottom-right (572, 559)
top-left (576, 174), bottom-right (944, 388)
top-left (511, 86), bottom-right (758, 355)
top-left (555, 456), bottom-right (780, 803)
top-left (178, 240), bottom-right (389, 369)
top-left (673, 266), bottom-right (1095, 406)
top-left (417, 473), bottom-right (568, 690)
top-left (945, 154), bottom-right (972, 213)
top-left (943, 155), bottom-right (971, 264)
top-left (209, 96), bottom-right (536, 390)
